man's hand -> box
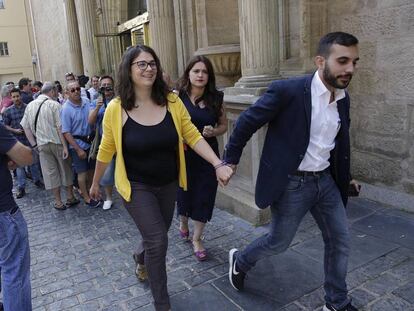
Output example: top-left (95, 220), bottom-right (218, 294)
top-left (96, 96), bottom-right (104, 109)
top-left (349, 179), bottom-right (361, 196)
top-left (76, 148), bottom-right (87, 160)
top-left (62, 147), bottom-right (69, 160)
top-left (14, 128), bottom-right (24, 135)
top-left (216, 165), bottom-right (234, 186)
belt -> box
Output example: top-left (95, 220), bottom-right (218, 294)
top-left (291, 168), bottom-right (329, 177)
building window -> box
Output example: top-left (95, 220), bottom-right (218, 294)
top-left (0, 42), bottom-right (9, 56)
top-left (0, 0), bottom-right (4, 9)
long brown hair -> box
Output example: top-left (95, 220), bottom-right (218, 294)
top-left (176, 55), bottom-right (223, 117)
top-left (116, 45), bottom-right (169, 110)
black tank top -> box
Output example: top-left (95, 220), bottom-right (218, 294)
top-left (122, 109), bottom-right (178, 186)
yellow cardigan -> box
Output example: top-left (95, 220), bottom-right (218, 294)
top-left (97, 93), bottom-right (203, 202)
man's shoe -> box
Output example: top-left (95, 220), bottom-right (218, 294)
top-left (65, 197), bottom-right (80, 207)
top-left (228, 248), bottom-right (246, 291)
top-left (323, 302), bottom-right (358, 311)
top-left (102, 200), bottom-right (113, 210)
top-left (34, 180), bottom-right (45, 189)
top-left (133, 254), bottom-right (147, 282)
top-left (16, 188), bottom-right (26, 199)
top-left (86, 199), bottom-right (102, 208)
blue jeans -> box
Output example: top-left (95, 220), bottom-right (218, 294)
top-left (237, 172), bottom-right (350, 309)
top-left (100, 158), bottom-right (115, 187)
top-left (0, 206), bottom-right (32, 310)
top-left (16, 162), bottom-right (41, 189)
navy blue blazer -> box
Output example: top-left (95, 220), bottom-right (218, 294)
top-left (224, 74), bottom-right (351, 209)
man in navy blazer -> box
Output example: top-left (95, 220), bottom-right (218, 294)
top-left (225, 32), bottom-right (360, 311)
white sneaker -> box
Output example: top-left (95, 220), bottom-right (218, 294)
top-left (102, 200), bottom-right (113, 210)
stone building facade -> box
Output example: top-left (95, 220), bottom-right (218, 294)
top-left (28, 0), bottom-right (414, 223)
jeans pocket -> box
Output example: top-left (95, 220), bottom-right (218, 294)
top-left (286, 176), bottom-right (303, 191)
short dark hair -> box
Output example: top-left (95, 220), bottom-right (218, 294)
top-left (116, 45), bottom-right (169, 110)
top-left (317, 32), bottom-right (358, 58)
top-left (176, 55), bottom-right (223, 117)
top-left (99, 75), bottom-right (114, 85)
top-left (18, 78), bottom-right (30, 90)
top-left (10, 87), bottom-right (21, 94)
top-left (33, 80), bottom-right (43, 88)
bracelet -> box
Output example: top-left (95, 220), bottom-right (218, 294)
top-left (214, 161), bottom-right (227, 170)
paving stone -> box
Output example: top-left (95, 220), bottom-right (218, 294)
top-left (368, 295), bottom-right (413, 311)
top-left (46, 296), bottom-right (79, 311)
top-left (388, 258), bottom-right (414, 282)
top-left (349, 288), bottom-right (377, 308)
top-left (292, 229), bottom-right (398, 271)
top-left (296, 287), bottom-right (325, 310)
top-left (393, 280), bottom-right (414, 304)
top-left (170, 284), bottom-right (240, 311)
top-left (352, 212), bottom-right (414, 250)
top-left (362, 272), bottom-right (401, 295)
top-left (213, 249), bottom-right (323, 310)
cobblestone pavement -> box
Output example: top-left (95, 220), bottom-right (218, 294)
top-left (7, 180), bottom-right (414, 310)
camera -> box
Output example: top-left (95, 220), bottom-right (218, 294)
top-left (99, 86), bottom-right (113, 94)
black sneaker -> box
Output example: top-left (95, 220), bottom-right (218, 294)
top-left (323, 302), bottom-right (358, 311)
top-left (228, 248), bottom-right (246, 291)
top-left (34, 180), bottom-right (44, 189)
top-left (16, 188), bottom-right (26, 199)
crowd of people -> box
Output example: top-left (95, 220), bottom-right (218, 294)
top-left (0, 31), bottom-right (361, 311)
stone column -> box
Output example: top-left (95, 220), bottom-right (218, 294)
top-left (147, 0), bottom-right (178, 80)
top-left (235, 0), bottom-right (280, 88)
top-left (63, 0), bottom-right (84, 75)
top-left (74, 0), bottom-right (99, 76)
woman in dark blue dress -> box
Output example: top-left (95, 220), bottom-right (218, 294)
top-left (176, 56), bottom-right (228, 261)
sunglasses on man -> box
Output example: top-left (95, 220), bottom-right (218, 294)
top-left (69, 87), bottom-right (81, 93)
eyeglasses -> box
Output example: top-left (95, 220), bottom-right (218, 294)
top-left (69, 87), bottom-right (81, 93)
top-left (132, 61), bottom-right (157, 71)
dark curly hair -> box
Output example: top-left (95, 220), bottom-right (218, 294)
top-left (116, 45), bottom-right (169, 110)
top-left (176, 55), bottom-right (223, 117)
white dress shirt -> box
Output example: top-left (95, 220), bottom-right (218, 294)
top-left (298, 72), bottom-right (345, 172)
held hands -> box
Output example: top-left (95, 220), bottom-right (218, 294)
top-left (215, 162), bottom-right (236, 186)
top-left (7, 159), bottom-right (17, 170)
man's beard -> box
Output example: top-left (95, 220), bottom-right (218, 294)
top-left (323, 65), bottom-right (352, 89)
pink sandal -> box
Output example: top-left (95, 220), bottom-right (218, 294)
top-left (193, 239), bottom-right (207, 261)
top-left (179, 229), bottom-right (189, 240)
top-left (194, 249), bottom-right (207, 261)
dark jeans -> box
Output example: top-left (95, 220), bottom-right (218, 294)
top-left (0, 206), bottom-right (32, 311)
top-left (124, 180), bottom-right (177, 311)
top-left (237, 172), bottom-right (351, 309)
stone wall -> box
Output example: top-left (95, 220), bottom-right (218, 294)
top-left (328, 0), bottom-right (414, 195)
top-left (29, 0), bottom-right (70, 82)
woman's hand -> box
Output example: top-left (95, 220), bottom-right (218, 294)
top-left (89, 182), bottom-right (102, 201)
top-left (202, 125), bottom-right (215, 138)
top-left (215, 165), bottom-right (234, 186)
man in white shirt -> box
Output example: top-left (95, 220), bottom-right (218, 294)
top-left (225, 32), bottom-right (361, 311)
top-left (20, 82), bottom-right (79, 210)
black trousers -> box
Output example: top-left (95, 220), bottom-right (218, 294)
top-left (124, 180), bottom-right (177, 311)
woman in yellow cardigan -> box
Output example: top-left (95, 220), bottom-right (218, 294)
top-left (89, 45), bottom-right (233, 311)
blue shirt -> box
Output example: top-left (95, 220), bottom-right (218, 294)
top-left (61, 98), bottom-right (92, 150)
top-left (2, 103), bottom-right (30, 146)
top-left (20, 91), bottom-right (33, 104)
top-left (0, 123), bottom-right (18, 213)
